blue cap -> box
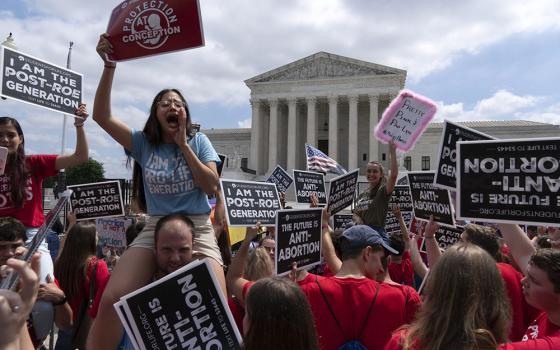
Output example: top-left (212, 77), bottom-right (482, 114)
top-left (341, 225), bottom-right (398, 254)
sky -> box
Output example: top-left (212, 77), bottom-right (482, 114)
top-left (1, 0), bottom-right (559, 179)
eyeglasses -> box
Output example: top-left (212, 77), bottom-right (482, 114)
top-left (157, 99), bottom-right (186, 109)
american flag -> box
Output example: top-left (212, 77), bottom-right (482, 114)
top-left (306, 144), bottom-right (347, 175)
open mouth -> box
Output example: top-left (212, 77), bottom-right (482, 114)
top-left (166, 115), bottom-right (179, 126)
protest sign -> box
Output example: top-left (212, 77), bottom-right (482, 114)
top-left (0, 146), bottom-right (7, 175)
top-left (217, 153), bottom-right (226, 177)
top-left (220, 179), bottom-right (281, 226)
top-left (327, 169), bottom-right (359, 215)
top-left (385, 210), bottom-right (413, 235)
top-left (116, 259), bottom-right (242, 350)
top-left (408, 172), bottom-right (455, 227)
top-left (266, 165), bottom-right (294, 193)
top-left (333, 214), bottom-right (354, 231)
top-left (374, 90), bottom-right (437, 152)
top-left (293, 170), bottom-right (326, 204)
top-left (397, 175), bottom-right (409, 186)
top-left (275, 208), bottom-right (323, 276)
top-left (457, 137), bottom-right (560, 227)
top-left (435, 225), bottom-right (463, 250)
top-left (389, 185), bottom-right (413, 212)
top-left (96, 217), bottom-right (132, 249)
top-left (68, 181), bottom-right (124, 220)
top-left (105, 0), bottom-right (204, 61)
top-left (434, 120), bottom-right (494, 190)
top-left (1, 46), bottom-right (83, 115)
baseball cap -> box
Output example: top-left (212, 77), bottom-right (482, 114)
top-left (340, 225), bottom-right (398, 254)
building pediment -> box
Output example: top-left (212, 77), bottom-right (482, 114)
top-left (245, 52), bottom-right (406, 84)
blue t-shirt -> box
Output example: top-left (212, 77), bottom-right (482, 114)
top-left (129, 131), bottom-right (220, 215)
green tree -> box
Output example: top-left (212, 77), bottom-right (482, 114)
top-left (65, 158), bottom-right (105, 185)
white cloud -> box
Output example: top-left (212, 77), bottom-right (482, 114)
top-left (237, 118), bottom-right (251, 128)
top-left (473, 90), bottom-right (541, 116)
top-left (435, 90), bottom-right (559, 125)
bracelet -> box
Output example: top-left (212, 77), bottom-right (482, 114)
top-left (322, 224), bottom-right (329, 230)
top-left (54, 295), bottom-right (67, 306)
top-left (74, 123), bottom-right (84, 127)
top-left (104, 64), bottom-right (116, 69)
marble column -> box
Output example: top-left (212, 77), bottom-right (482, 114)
top-left (306, 97), bottom-right (317, 147)
top-left (328, 95), bottom-right (339, 160)
top-left (348, 95), bottom-right (359, 170)
top-left (368, 95), bottom-right (379, 162)
top-left (268, 99), bottom-right (279, 172)
top-left (287, 98), bottom-right (297, 171)
top-left (249, 99), bottom-right (263, 173)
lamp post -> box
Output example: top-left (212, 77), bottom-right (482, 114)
top-left (1, 32), bottom-right (17, 50)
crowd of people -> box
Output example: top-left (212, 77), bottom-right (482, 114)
top-left (0, 32), bottom-right (559, 350)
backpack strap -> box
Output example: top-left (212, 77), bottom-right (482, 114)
top-left (87, 258), bottom-right (98, 308)
top-left (316, 276), bottom-right (381, 341)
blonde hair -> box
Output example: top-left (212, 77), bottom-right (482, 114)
top-left (402, 243), bottom-right (511, 350)
top-left (244, 247), bottom-right (274, 281)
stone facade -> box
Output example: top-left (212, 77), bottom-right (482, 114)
top-left (204, 52), bottom-right (560, 181)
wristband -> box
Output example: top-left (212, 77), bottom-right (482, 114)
top-left (74, 123), bottom-right (84, 127)
top-left (322, 224), bottom-right (329, 230)
top-left (104, 64), bottom-right (116, 69)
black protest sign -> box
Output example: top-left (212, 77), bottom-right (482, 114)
top-left (1, 47), bottom-right (83, 115)
top-left (327, 169), bottom-right (359, 215)
top-left (408, 172), bottom-right (455, 227)
top-left (217, 153), bottom-right (226, 177)
top-left (333, 214), bottom-right (354, 231)
top-left (385, 211), bottom-right (413, 235)
top-left (457, 137), bottom-right (560, 227)
top-left (275, 209), bottom-right (323, 276)
top-left (434, 120), bottom-right (493, 190)
top-left (389, 185), bottom-right (413, 212)
top-left (266, 165), bottom-right (294, 193)
top-left (68, 181), bottom-right (124, 221)
top-left (435, 226), bottom-right (463, 251)
top-left (220, 179), bottom-right (281, 226)
top-left (293, 170), bottom-right (326, 204)
top-left (118, 259), bottom-right (242, 350)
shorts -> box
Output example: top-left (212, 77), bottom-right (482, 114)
top-left (129, 214), bottom-right (223, 265)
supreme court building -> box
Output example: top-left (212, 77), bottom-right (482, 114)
top-left (205, 52), bottom-right (560, 180)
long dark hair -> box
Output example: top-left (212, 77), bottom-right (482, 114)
top-left (0, 117), bottom-right (29, 207)
top-left (54, 221), bottom-right (98, 301)
top-left (128, 89), bottom-right (194, 212)
top-left (243, 277), bottom-right (319, 350)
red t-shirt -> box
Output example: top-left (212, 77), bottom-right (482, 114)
top-left (522, 312), bottom-right (560, 341)
top-left (388, 251), bottom-right (414, 286)
top-left (500, 336), bottom-right (560, 350)
top-left (300, 276), bottom-right (409, 350)
top-left (384, 330), bottom-right (418, 350)
top-left (68, 257), bottom-right (110, 320)
top-left (384, 282), bottom-right (422, 324)
top-left (497, 262), bottom-right (541, 341)
top-left (227, 297), bottom-right (245, 335)
top-left (0, 154), bottom-right (58, 227)
top-left (297, 272), bottom-right (325, 286)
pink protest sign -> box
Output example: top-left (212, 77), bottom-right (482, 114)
top-left (105, 0), bottom-right (204, 61)
top-left (374, 90), bottom-right (437, 152)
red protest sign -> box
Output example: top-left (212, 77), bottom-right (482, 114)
top-left (105, 0), bottom-right (204, 61)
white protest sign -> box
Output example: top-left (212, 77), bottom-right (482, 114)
top-left (1, 46), bottom-right (83, 115)
top-left (374, 90), bottom-right (437, 152)
top-left (0, 147), bottom-right (7, 175)
top-left (96, 217), bottom-right (132, 249)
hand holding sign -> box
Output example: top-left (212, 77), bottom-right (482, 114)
top-left (96, 34), bottom-right (116, 68)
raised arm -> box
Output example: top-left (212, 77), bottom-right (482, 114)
top-left (424, 217), bottom-right (442, 268)
top-left (92, 34), bottom-right (133, 151)
top-left (498, 223), bottom-right (535, 275)
top-left (55, 103), bottom-right (89, 170)
top-left (394, 206), bottom-right (428, 278)
top-left (226, 223), bottom-right (260, 305)
top-left (386, 141), bottom-right (398, 194)
top-left (321, 208), bottom-right (342, 274)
